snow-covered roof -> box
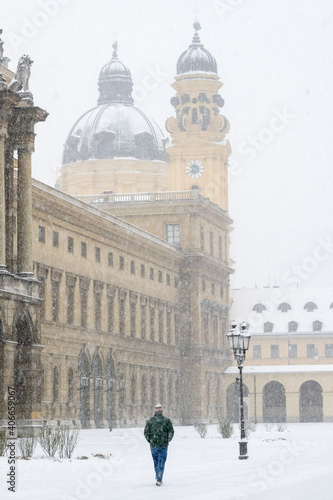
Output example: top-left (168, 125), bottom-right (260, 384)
top-left (230, 287), bottom-right (333, 335)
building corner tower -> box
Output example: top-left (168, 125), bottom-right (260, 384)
top-left (166, 22), bottom-right (231, 210)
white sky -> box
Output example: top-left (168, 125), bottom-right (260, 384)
top-left (2, 0), bottom-right (333, 289)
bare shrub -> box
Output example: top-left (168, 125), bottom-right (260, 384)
top-left (58, 425), bottom-right (80, 459)
top-left (217, 418), bottom-right (234, 439)
top-left (276, 422), bottom-right (288, 432)
top-left (18, 436), bottom-right (38, 459)
top-left (38, 425), bottom-right (61, 458)
top-left (264, 423), bottom-right (274, 431)
top-left (0, 429), bottom-right (7, 456)
top-left (194, 422), bottom-right (207, 438)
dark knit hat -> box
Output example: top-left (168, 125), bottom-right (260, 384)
top-left (154, 403), bottom-right (163, 413)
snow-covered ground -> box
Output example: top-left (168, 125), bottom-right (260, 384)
top-left (0, 423), bottom-right (332, 500)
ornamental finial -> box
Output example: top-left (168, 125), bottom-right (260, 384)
top-left (193, 20), bottom-right (201, 32)
top-left (112, 41), bottom-right (118, 58)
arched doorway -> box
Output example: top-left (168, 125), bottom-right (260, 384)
top-left (226, 382), bottom-right (249, 423)
top-left (92, 353), bottom-right (103, 428)
top-left (263, 381), bottom-right (286, 422)
top-left (78, 350), bottom-right (90, 428)
top-left (299, 380), bottom-right (323, 422)
top-left (106, 354), bottom-right (116, 429)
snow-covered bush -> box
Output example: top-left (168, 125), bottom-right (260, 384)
top-left (18, 436), bottom-right (38, 459)
top-left (264, 423), bottom-right (274, 431)
top-left (244, 422), bottom-right (256, 437)
top-left (38, 424), bottom-right (61, 458)
top-left (217, 418), bottom-right (234, 438)
top-left (0, 429), bottom-right (7, 456)
top-left (58, 426), bottom-right (80, 458)
top-left (194, 422), bottom-right (207, 438)
top-left (276, 422), bottom-right (288, 432)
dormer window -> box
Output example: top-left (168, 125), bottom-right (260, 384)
top-left (313, 321), bottom-right (322, 332)
top-left (278, 302), bottom-right (291, 313)
top-left (288, 321), bottom-right (298, 332)
top-left (304, 302), bottom-right (317, 312)
top-left (264, 322), bottom-right (273, 333)
top-left (253, 303), bottom-right (266, 313)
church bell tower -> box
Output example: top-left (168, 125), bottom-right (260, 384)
top-left (166, 23), bottom-right (231, 210)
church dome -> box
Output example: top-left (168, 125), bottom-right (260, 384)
top-left (62, 42), bottom-right (168, 164)
top-left (62, 103), bottom-right (167, 163)
top-left (177, 23), bottom-right (217, 75)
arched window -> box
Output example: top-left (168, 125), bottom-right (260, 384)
top-left (264, 322), bottom-right (273, 333)
top-left (313, 320), bottom-right (322, 332)
top-left (278, 302), bottom-right (291, 313)
top-left (53, 366), bottom-right (59, 402)
top-left (253, 303), bottom-right (266, 313)
top-left (288, 321), bottom-right (298, 332)
top-left (304, 302), bottom-right (317, 312)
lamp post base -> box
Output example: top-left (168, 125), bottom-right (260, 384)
top-left (238, 440), bottom-right (248, 460)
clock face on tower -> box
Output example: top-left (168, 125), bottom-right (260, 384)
top-left (185, 160), bottom-right (204, 179)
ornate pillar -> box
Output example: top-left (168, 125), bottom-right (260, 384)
top-left (0, 130), bottom-right (7, 271)
top-left (17, 144), bottom-right (33, 275)
top-left (5, 144), bottom-right (14, 273)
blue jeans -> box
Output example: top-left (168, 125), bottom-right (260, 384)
top-left (151, 446), bottom-right (168, 481)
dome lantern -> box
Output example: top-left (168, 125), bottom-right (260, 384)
top-left (97, 41), bottom-right (134, 105)
top-left (177, 22), bottom-right (217, 75)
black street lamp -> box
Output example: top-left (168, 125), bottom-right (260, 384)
top-left (227, 321), bottom-right (251, 460)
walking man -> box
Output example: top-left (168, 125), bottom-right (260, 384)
top-left (144, 403), bottom-right (174, 486)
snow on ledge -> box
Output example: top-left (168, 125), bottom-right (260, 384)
top-left (224, 364), bottom-right (333, 374)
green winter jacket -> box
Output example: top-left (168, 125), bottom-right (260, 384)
top-left (144, 413), bottom-right (174, 447)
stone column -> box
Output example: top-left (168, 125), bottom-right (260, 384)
top-left (5, 145), bottom-right (14, 273)
top-left (0, 132), bottom-right (6, 271)
top-left (17, 145), bottom-right (33, 276)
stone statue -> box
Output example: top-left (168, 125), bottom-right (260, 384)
top-left (8, 54), bottom-right (33, 92)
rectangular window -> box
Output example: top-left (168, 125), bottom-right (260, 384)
top-left (174, 277), bottom-right (179, 288)
top-left (39, 225), bottom-right (45, 243)
top-left (210, 231), bottom-right (213, 255)
top-left (150, 267), bottom-right (154, 280)
top-left (141, 303), bottom-right (146, 339)
top-left (166, 274), bottom-right (171, 286)
top-left (95, 247), bottom-right (100, 263)
top-left (200, 226), bottom-right (204, 252)
top-left (119, 299), bottom-right (125, 334)
top-left (219, 236), bottom-right (222, 260)
top-left (288, 344), bottom-right (297, 358)
top-left (271, 345), bottom-right (279, 359)
top-left (53, 231), bottom-right (59, 248)
top-left (108, 252), bottom-right (113, 266)
top-left (325, 344), bottom-right (333, 357)
top-left (150, 308), bottom-right (155, 341)
top-left (108, 295), bottom-right (114, 332)
top-left (202, 280), bottom-right (206, 292)
top-left (253, 345), bottom-right (262, 359)
top-left (68, 237), bottom-right (74, 253)
top-left (166, 224), bottom-right (180, 246)
top-left (158, 310), bottom-right (164, 343)
top-left (81, 241), bottom-right (87, 258)
top-left (119, 256), bottom-right (124, 270)
top-left (131, 260), bottom-right (135, 275)
top-left (211, 283), bottom-right (215, 295)
top-left (141, 264), bottom-right (145, 278)
top-left (307, 344), bottom-right (316, 358)
top-left (167, 311), bottom-right (172, 344)
top-left (220, 286), bottom-right (224, 298)
top-left (158, 271), bottom-right (162, 283)
top-left (80, 289), bottom-right (88, 328)
top-left (94, 293), bottom-right (101, 330)
top-left (67, 286), bottom-right (75, 325)
top-left (130, 302), bottom-right (136, 336)
top-left (51, 281), bottom-right (59, 322)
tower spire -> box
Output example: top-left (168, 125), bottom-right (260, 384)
top-left (112, 41), bottom-right (118, 58)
